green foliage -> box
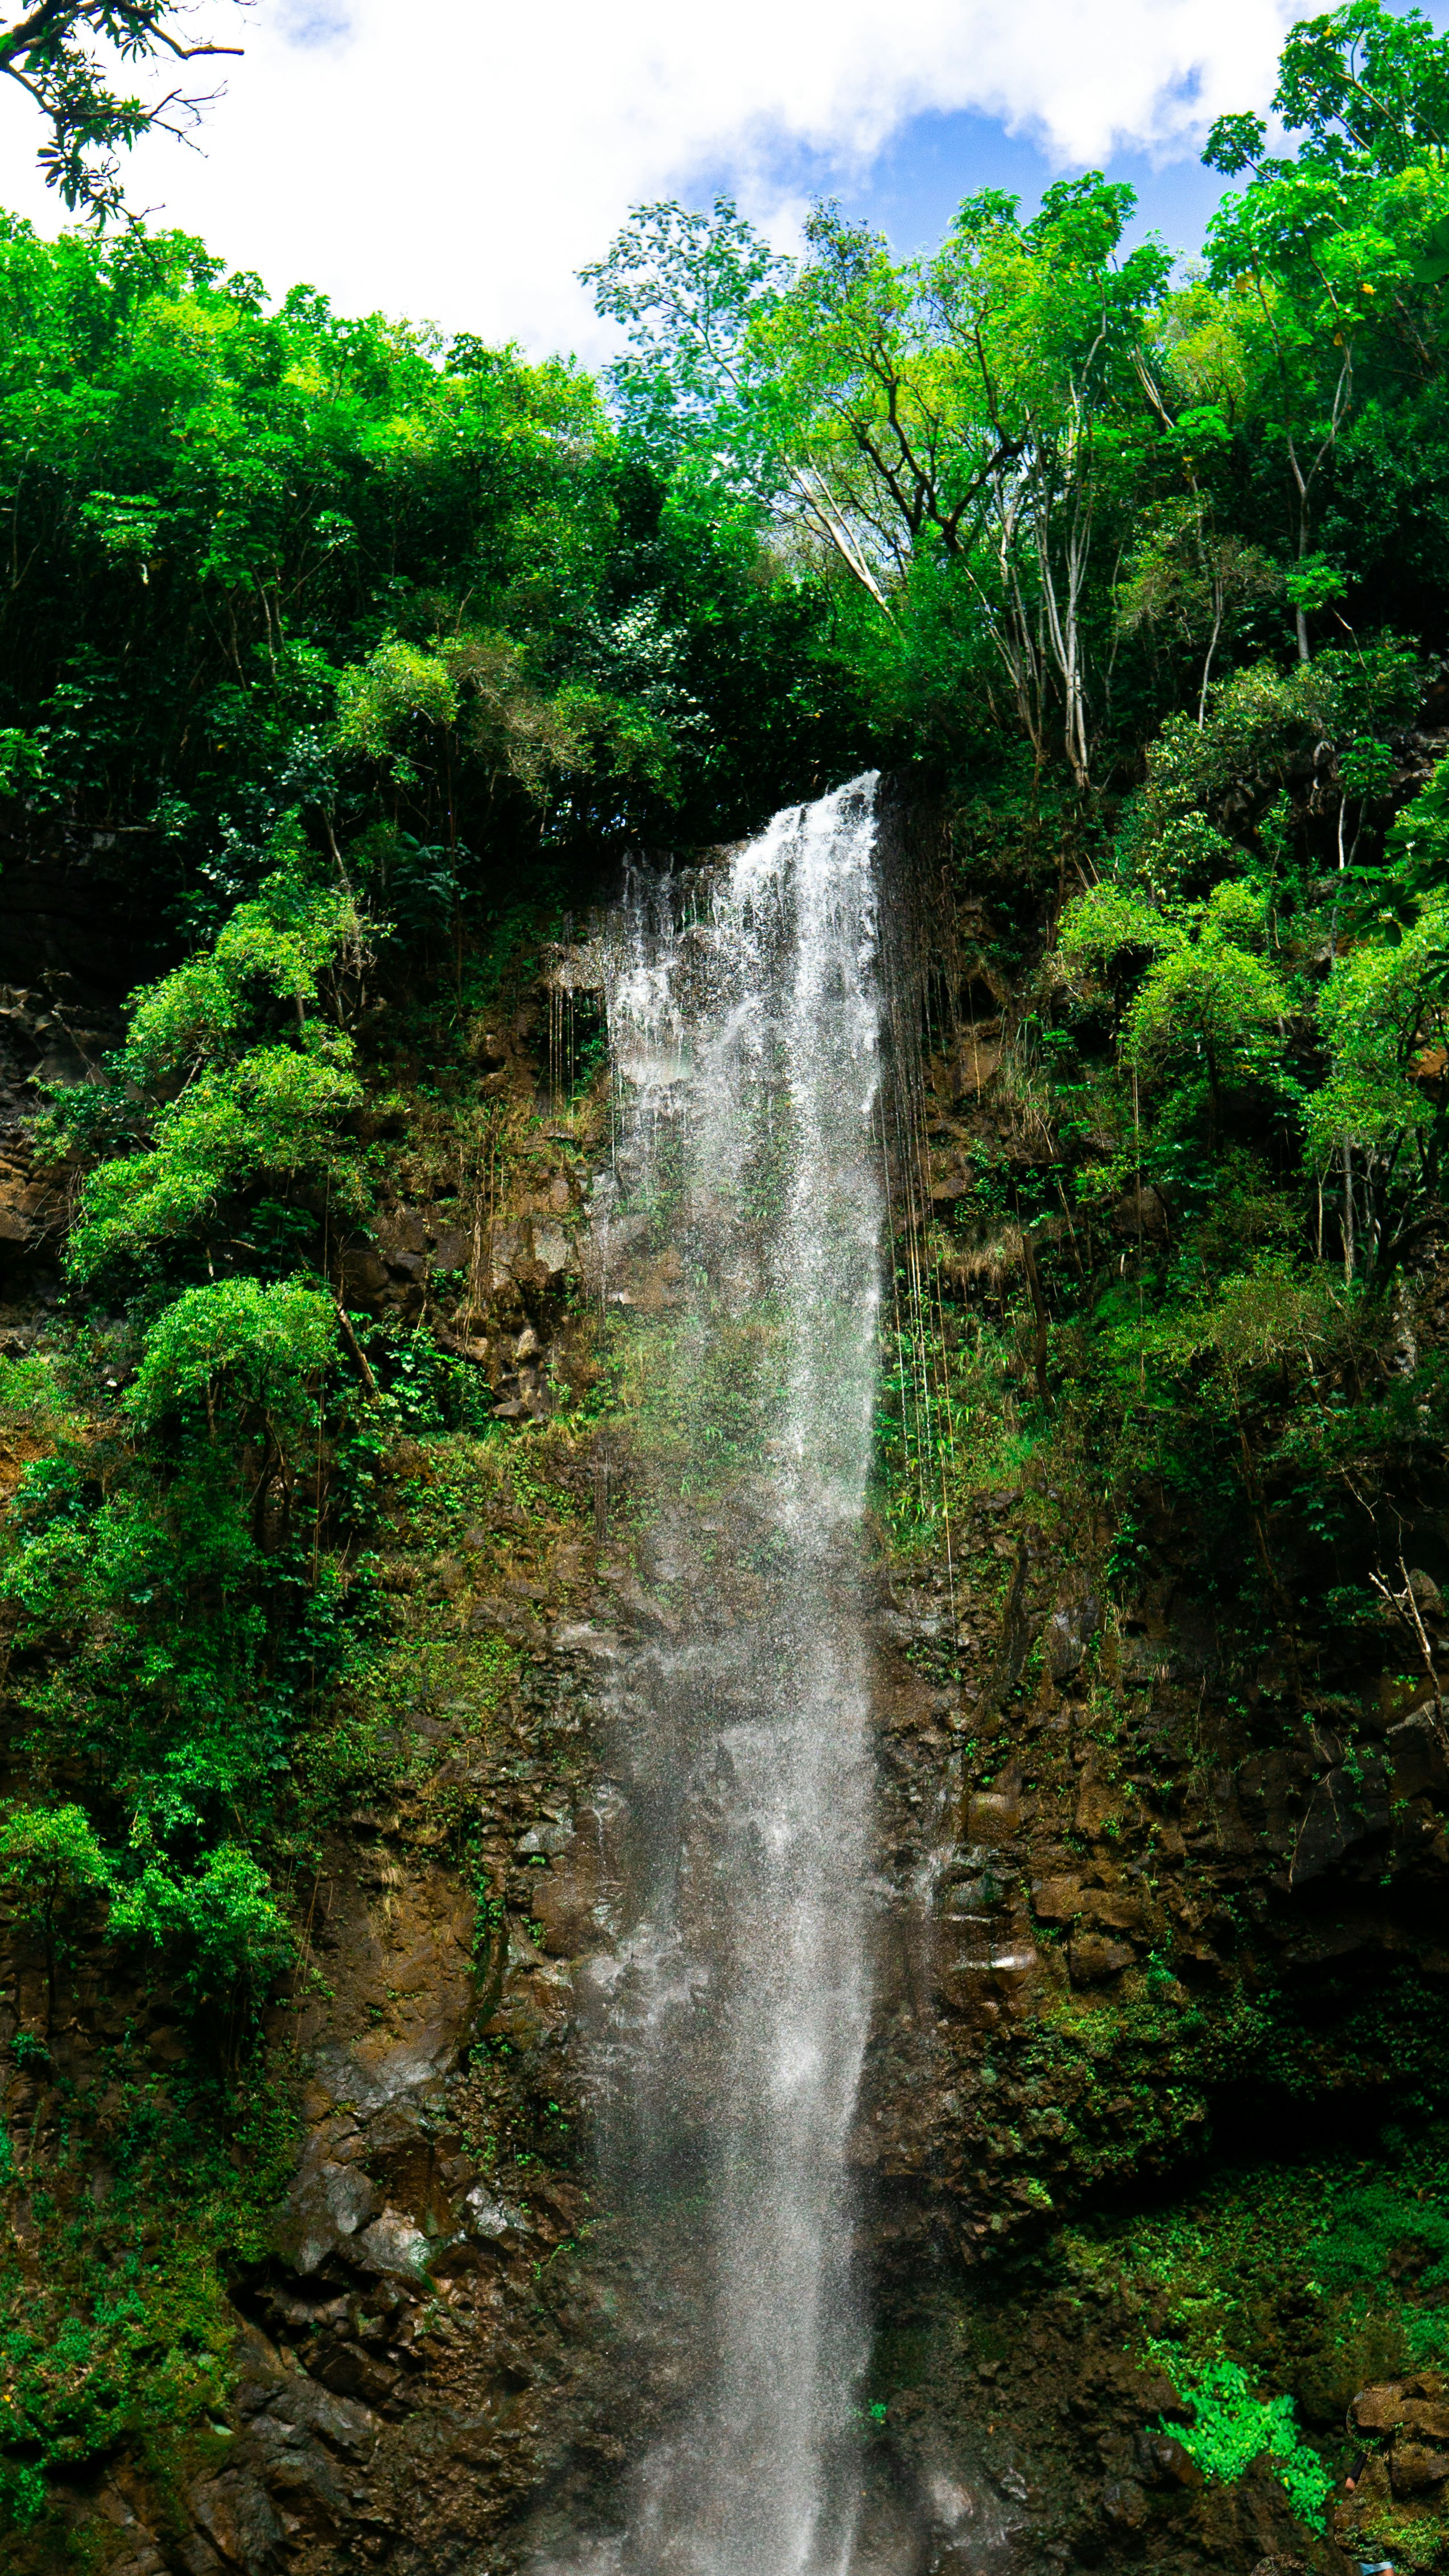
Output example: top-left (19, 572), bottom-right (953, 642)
top-left (65, 1046), bottom-right (358, 1289)
top-left (0, 1354), bottom-right (70, 1439)
top-left (53, 864), bottom-right (369, 1290)
top-left (125, 1277), bottom-right (338, 1438)
top-left (1149, 2349), bottom-right (1332, 2526)
top-left (0, 2052), bottom-right (296, 2532)
top-left (110, 1846), bottom-right (296, 2004)
top-left (0, 0), bottom-right (246, 225)
top-left (0, 1803), bottom-right (113, 2024)
top-left (336, 635), bottom-right (461, 757)
top-left (118, 869), bottom-right (364, 1086)
top-left (7, 3), bottom-right (1449, 2537)
top-left (1057, 882), bottom-right (1178, 973)
top-left (0, 209), bottom-right (868, 927)
top-left (0, 917), bottom-right (380, 2079)
top-left (1306, 2163), bottom-right (1449, 2300)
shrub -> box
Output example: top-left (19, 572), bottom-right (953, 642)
top-left (1152, 2349), bottom-right (1332, 2529)
top-left (110, 1846), bottom-right (295, 2009)
top-left (0, 1802), bottom-right (114, 2032)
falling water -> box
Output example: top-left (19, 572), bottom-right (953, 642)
top-left (570, 775), bottom-right (885, 2576)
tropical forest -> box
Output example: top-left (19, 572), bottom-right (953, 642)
top-left (1, 4), bottom-right (1448, 2573)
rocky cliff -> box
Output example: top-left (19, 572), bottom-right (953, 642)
top-left (3, 822), bottom-right (1448, 2576)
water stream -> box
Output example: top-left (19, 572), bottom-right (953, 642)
top-left (572, 776), bottom-right (885, 2576)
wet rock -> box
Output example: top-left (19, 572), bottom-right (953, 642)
top-left (188, 2468), bottom-right (283, 2570)
top-left (1289, 1761), bottom-right (1392, 1882)
top-left (430, 1225), bottom-right (470, 1272)
top-left (517, 1818), bottom-right (573, 1857)
top-left (1073, 1772), bottom-right (1122, 1838)
top-left (490, 1220), bottom-right (523, 1287)
top-left (1068, 1933), bottom-right (1136, 1984)
top-left (1134, 2430), bottom-right (1202, 2487)
top-left (532, 1219), bottom-right (572, 1274)
top-left (311, 2344), bottom-right (400, 2408)
top-left (1137, 2371), bottom-right (1196, 2425)
top-left (1031, 1875), bottom-right (1082, 1922)
top-left (338, 1245), bottom-right (389, 1299)
top-left (250, 2372), bottom-right (379, 2462)
top-left (1099, 2476), bottom-right (1148, 2530)
top-left (551, 1620), bottom-right (620, 1662)
top-left (309, 2027), bottom-right (461, 2117)
top-left (1353, 2381), bottom-right (1408, 2431)
top-left (469, 1594), bottom-right (546, 1646)
top-left (462, 2181), bottom-right (526, 2239)
top-left (275, 2159), bottom-right (380, 2276)
top-left (1045, 1593), bottom-right (1099, 1682)
top-left (1388, 1706), bottom-right (1449, 1803)
top-left (353, 2207), bottom-right (431, 2279)
top-left (378, 1206), bottom-right (426, 1257)
top-left (966, 1791), bottom-right (1022, 1842)
top-left (1080, 1887), bottom-right (1143, 1934)
top-left (526, 1837), bottom-right (621, 1959)
top-left (1390, 2439), bottom-right (1449, 2494)
top-left (612, 1575), bottom-right (680, 1635)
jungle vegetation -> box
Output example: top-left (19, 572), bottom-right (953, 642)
top-left (3, 0), bottom-right (1449, 2532)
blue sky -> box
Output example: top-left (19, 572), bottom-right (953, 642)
top-left (0, 0), bottom-right (1438, 353)
top-left (855, 111), bottom-right (1232, 260)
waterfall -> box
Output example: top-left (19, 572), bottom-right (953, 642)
top-left (569, 775), bottom-right (885, 2576)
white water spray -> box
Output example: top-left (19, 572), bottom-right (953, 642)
top-left (572, 777), bottom-right (884, 2576)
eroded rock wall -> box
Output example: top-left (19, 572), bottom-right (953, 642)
top-left (5, 857), bottom-right (1449, 2576)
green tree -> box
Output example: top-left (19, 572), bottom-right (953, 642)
top-left (0, 0), bottom-right (246, 222)
top-left (1116, 488), bottom-right (1281, 724)
top-left (110, 1843), bottom-right (294, 2022)
top-left (55, 861), bottom-right (368, 1289)
top-left (1308, 766), bottom-right (1449, 1275)
top-left (1203, 0), bottom-right (1449, 657)
top-left (0, 1801), bottom-right (113, 2032)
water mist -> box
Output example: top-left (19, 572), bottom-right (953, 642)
top-left (564, 777), bottom-right (885, 2576)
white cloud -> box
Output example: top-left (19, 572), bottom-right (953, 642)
top-left (0, 0), bottom-right (1297, 355)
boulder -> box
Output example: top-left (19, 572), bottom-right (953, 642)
top-left (1353, 2382), bottom-right (1407, 2432)
top-left (274, 2159), bottom-right (379, 2277)
top-left (1137, 2371), bottom-right (1195, 2425)
top-left (311, 2344), bottom-right (400, 2409)
top-left (532, 1219), bottom-right (572, 1275)
top-left (1080, 1886), bottom-right (1143, 1933)
top-left (428, 1225), bottom-right (470, 1272)
top-left (1031, 1875), bottom-right (1081, 1922)
top-left (1100, 2476), bottom-right (1149, 2530)
top-left (1074, 1774), bottom-right (1122, 1838)
top-left (1290, 1762), bottom-right (1392, 1883)
top-left (1388, 1706), bottom-right (1449, 1805)
top-left (187, 2470), bottom-right (283, 2571)
top-left (352, 2207), bottom-right (431, 2280)
top-left (254, 2372), bottom-right (378, 2462)
top-left (966, 1791), bottom-right (1023, 1842)
top-left (1390, 2440), bottom-right (1449, 2496)
top-left (1069, 1933), bottom-right (1135, 1984)
top-left (1045, 1593), bottom-right (1099, 1682)
top-left (1136, 2430), bottom-right (1203, 2487)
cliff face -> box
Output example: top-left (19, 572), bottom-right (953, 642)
top-left (3, 824), bottom-right (1449, 2576)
